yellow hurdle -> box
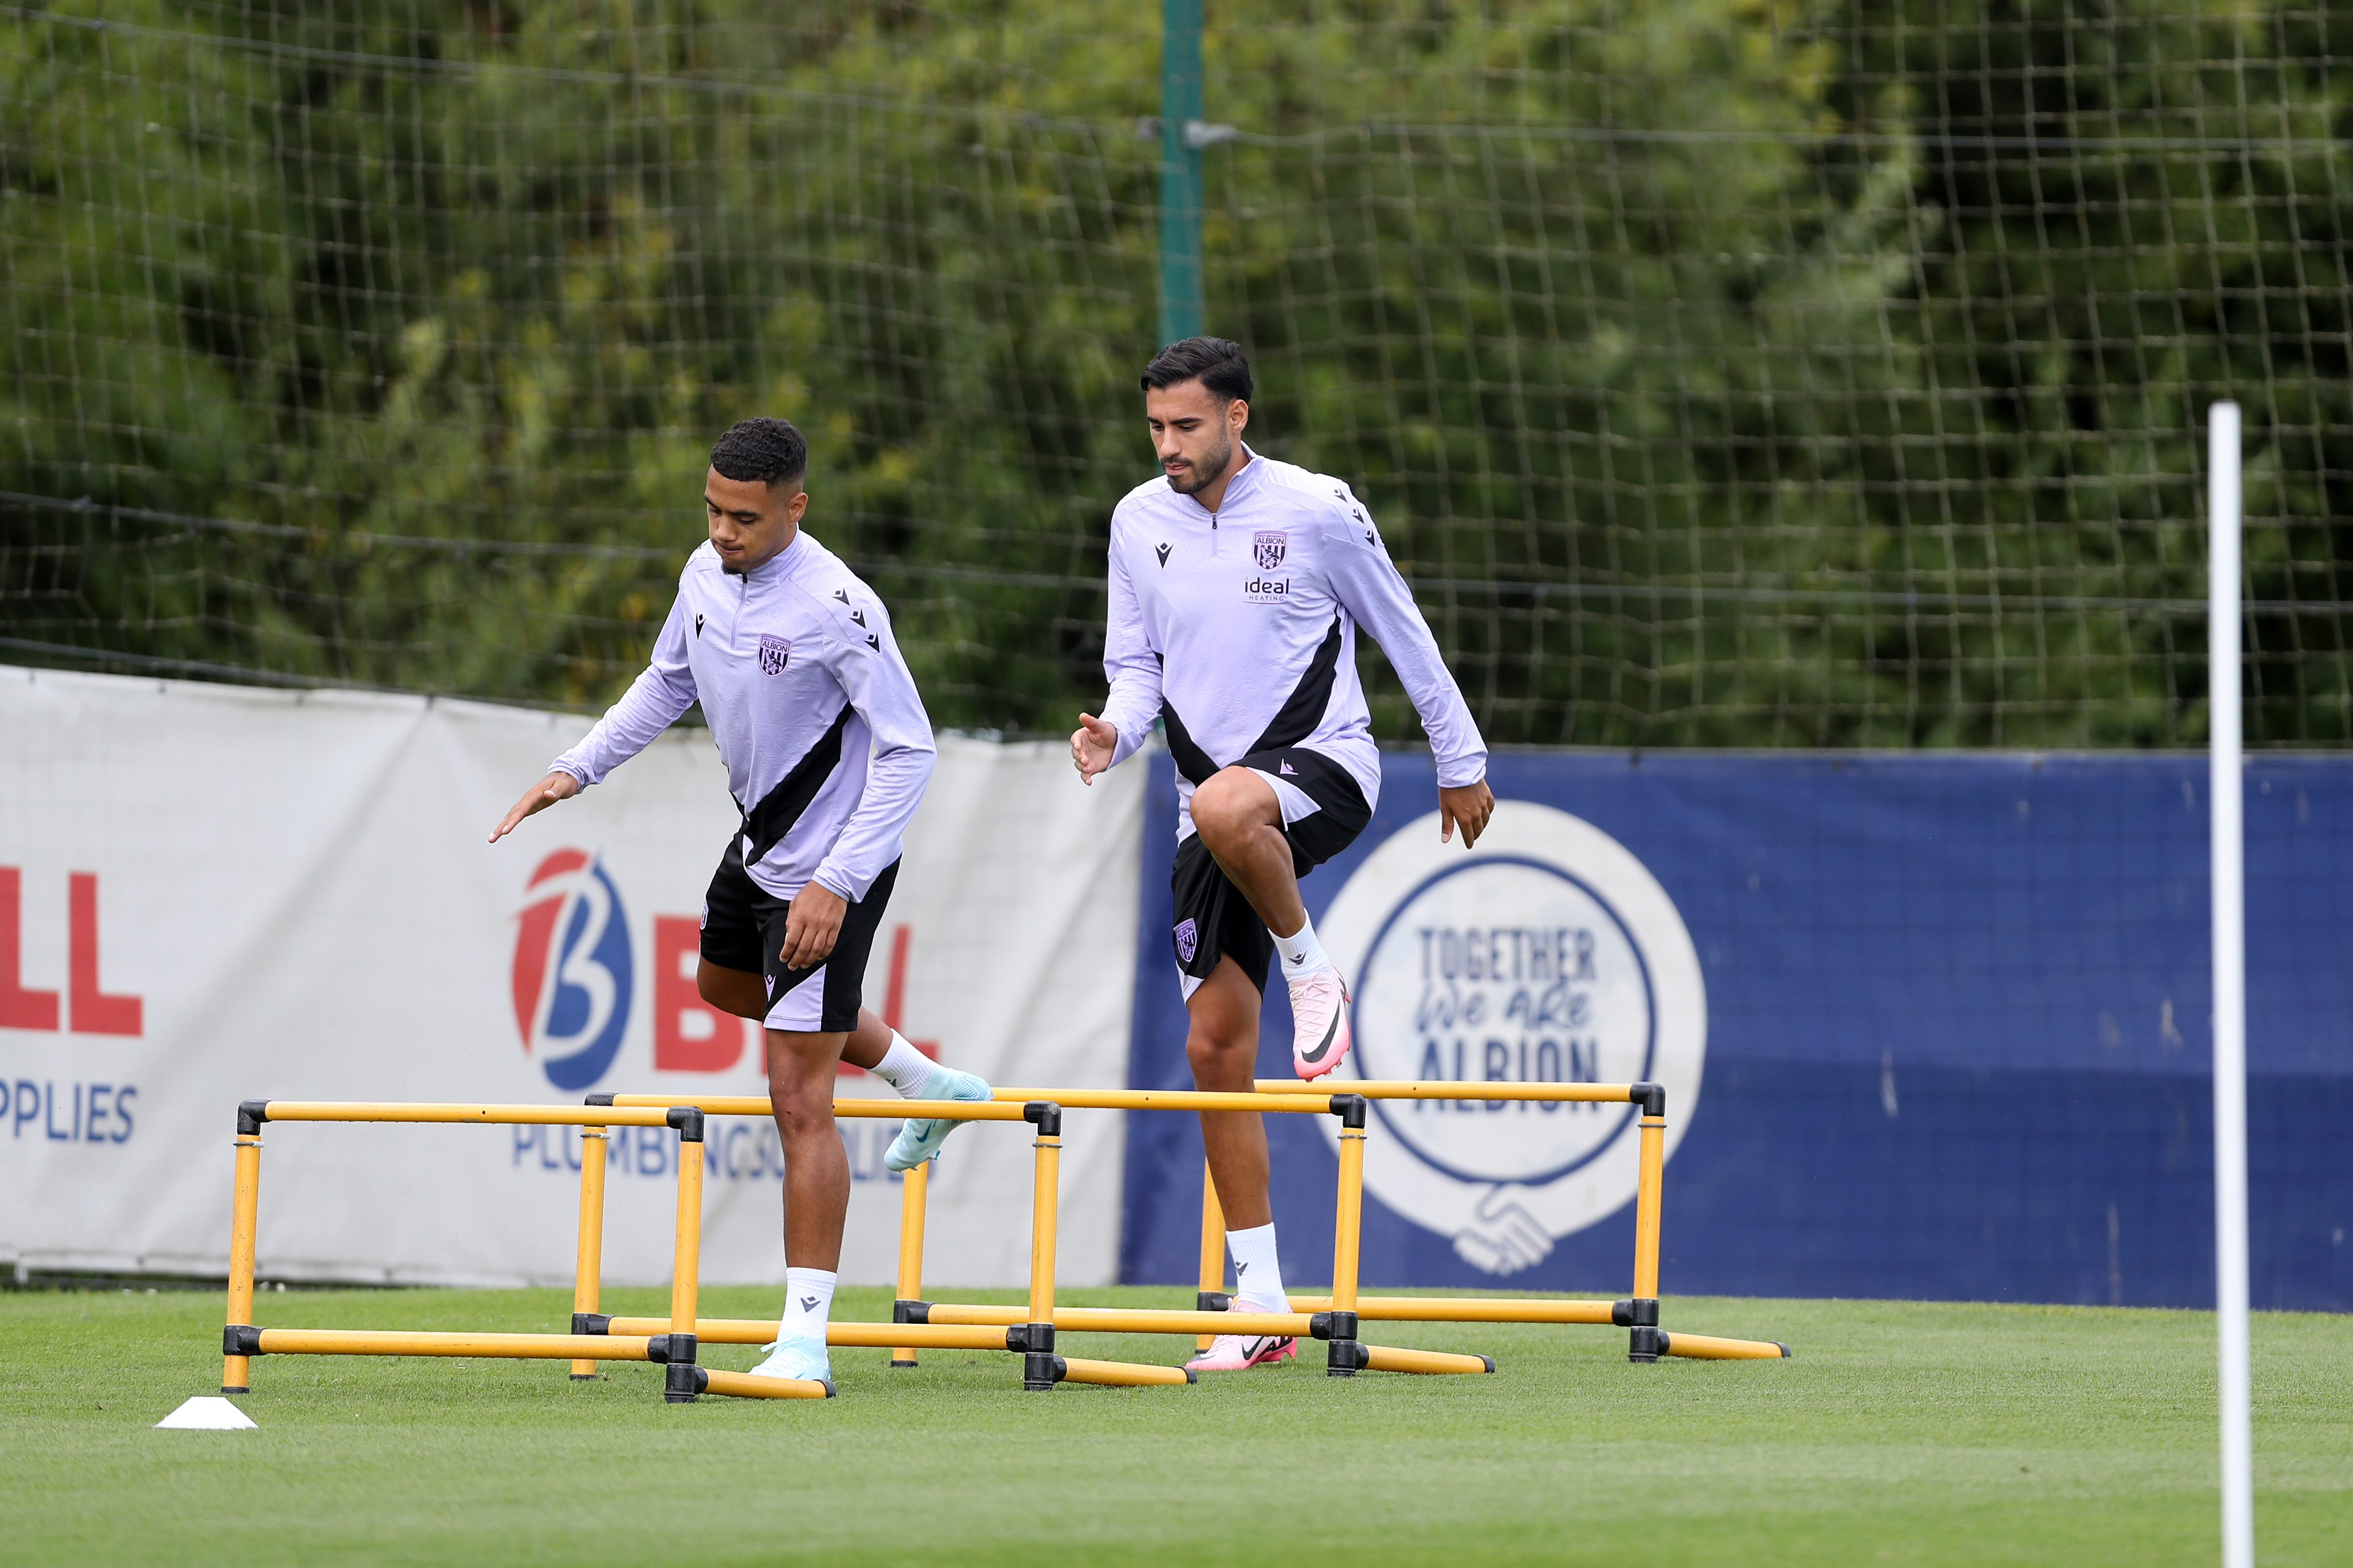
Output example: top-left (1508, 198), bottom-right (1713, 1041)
top-left (1236, 1080), bottom-right (1787, 1364)
top-left (221, 1100), bottom-right (721, 1405)
top-left (570, 1093), bottom-right (1190, 1396)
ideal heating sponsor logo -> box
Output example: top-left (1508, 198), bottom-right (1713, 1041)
top-left (1317, 804), bottom-right (1706, 1276)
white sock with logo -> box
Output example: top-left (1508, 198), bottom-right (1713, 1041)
top-left (1225, 1223), bottom-right (1290, 1314)
top-left (778, 1266), bottom-right (836, 1347)
top-left (868, 1033), bottom-right (939, 1098)
top-left (1271, 914), bottom-right (1334, 981)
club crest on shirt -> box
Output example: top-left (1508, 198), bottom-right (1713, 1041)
top-left (1173, 917), bottom-right (1199, 966)
top-left (1253, 530), bottom-right (1288, 571)
top-left (758, 633), bottom-right (792, 676)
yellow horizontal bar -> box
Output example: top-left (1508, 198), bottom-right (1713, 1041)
top-left (1057, 1357), bottom-right (1194, 1387)
top-left (1253, 1079), bottom-right (1638, 1103)
top-left (258, 1102), bottom-right (679, 1128)
top-left (697, 1368), bottom-right (832, 1399)
top-left (922, 1303), bottom-right (1314, 1337)
top-left (1662, 1332), bottom-right (1792, 1360)
top-left (254, 1329), bottom-right (651, 1359)
top-left (990, 1087), bottom-right (1336, 1113)
top-left (604, 1094), bottom-right (1031, 1122)
top-left (603, 1316), bottom-right (1011, 1352)
top-left (1361, 1345), bottom-right (1496, 1375)
top-left (1285, 1295), bottom-right (1619, 1325)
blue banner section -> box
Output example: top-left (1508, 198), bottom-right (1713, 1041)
top-left (1120, 750), bottom-right (2353, 1309)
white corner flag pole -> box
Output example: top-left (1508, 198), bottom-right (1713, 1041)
top-left (2208, 399), bottom-right (2253, 1568)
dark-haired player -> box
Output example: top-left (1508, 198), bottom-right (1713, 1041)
top-left (1072, 339), bottom-right (1493, 1372)
top-left (492, 417), bottom-right (988, 1390)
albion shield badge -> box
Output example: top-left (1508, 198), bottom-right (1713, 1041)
top-left (758, 634), bottom-right (792, 676)
top-left (1252, 531), bottom-right (1288, 571)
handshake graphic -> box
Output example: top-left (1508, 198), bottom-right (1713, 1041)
top-left (1451, 1189), bottom-right (1555, 1275)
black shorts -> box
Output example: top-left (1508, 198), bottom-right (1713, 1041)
top-left (699, 839), bottom-right (899, 1034)
top-left (1170, 745), bottom-right (1372, 996)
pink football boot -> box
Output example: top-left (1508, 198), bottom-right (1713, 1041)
top-left (1184, 1334), bottom-right (1298, 1372)
top-left (1289, 968), bottom-right (1352, 1079)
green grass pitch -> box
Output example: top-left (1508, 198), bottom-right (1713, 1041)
top-left (4, 1284), bottom-right (2346, 1565)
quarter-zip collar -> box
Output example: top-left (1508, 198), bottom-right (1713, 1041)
top-left (722, 527), bottom-right (809, 582)
top-left (1169, 443), bottom-right (1260, 558)
top-left (1170, 442), bottom-right (1261, 523)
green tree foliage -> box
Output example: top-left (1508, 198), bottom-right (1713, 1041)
top-left (2, 0), bottom-right (2346, 743)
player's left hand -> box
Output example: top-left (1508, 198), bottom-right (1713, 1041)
top-left (779, 881), bottom-right (848, 970)
top-left (1438, 780), bottom-right (1495, 848)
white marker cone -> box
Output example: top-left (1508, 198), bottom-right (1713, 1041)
top-left (154, 1396), bottom-right (257, 1430)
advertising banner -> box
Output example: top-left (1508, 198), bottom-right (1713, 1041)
top-left (1122, 750), bottom-right (2353, 1311)
top-left (0, 666), bottom-right (1141, 1290)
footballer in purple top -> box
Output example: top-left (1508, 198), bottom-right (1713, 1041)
top-left (1070, 339), bottom-right (1495, 1370)
top-left (492, 417), bottom-right (991, 1391)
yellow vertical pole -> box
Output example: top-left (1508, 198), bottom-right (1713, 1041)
top-left (891, 1158), bottom-right (929, 1367)
top-left (221, 1120), bottom-right (263, 1395)
top-left (1633, 1103), bottom-right (1666, 1301)
top-left (1195, 1156), bottom-right (1225, 1350)
top-left (568, 1125), bottom-right (609, 1379)
top-left (1331, 1125), bottom-right (1366, 1317)
top-left (1027, 1129), bottom-right (1061, 1326)
top-left (1022, 1103), bottom-right (1063, 1390)
top-left (664, 1108), bottom-right (706, 1402)
top-left (670, 1131), bottom-right (704, 1336)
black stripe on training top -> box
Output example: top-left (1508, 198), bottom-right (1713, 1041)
top-left (741, 702), bottom-right (856, 866)
top-left (1160, 618), bottom-right (1344, 788)
top-left (1246, 617), bottom-right (1344, 754)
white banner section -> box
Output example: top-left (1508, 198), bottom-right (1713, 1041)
top-left (0, 667), bottom-right (1141, 1290)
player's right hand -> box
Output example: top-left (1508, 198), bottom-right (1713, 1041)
top-left (1071, 712), bottom-right (1118, 785)
top-left (489, 770), bottom-right (580, 843)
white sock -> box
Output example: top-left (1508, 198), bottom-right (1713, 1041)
top-left (1226, 1223), bottom-right (1289, 1314)
top-left (778, 1266), bottom-right (836, 1346)
top-left (868, 1033), bottom-right (938, 1098)
top-left (1271, 913), bottom-right (1334, 981)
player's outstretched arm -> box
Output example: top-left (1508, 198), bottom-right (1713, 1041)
top-left (1071, 712), bottom-right (1119, 785)
top-left (489, 770), bottom-right (581, 844)
top-left (1320, 493), bottom-right (1491, 845)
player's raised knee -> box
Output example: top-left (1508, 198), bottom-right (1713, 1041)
top-left (1191, 767), bottom-right (1276, 849)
